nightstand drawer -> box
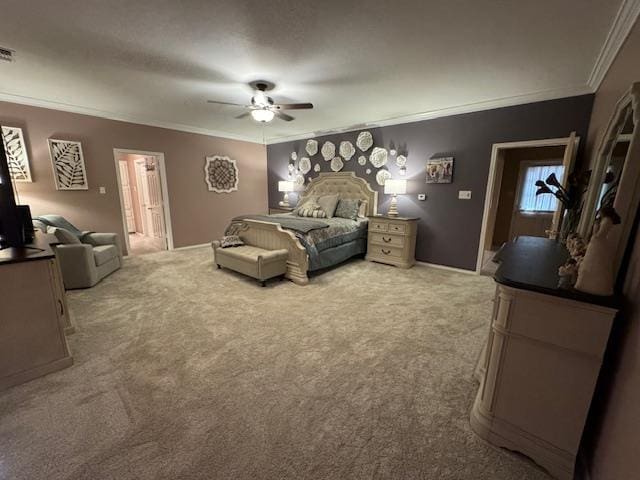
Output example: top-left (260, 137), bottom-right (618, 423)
top-left (370, 233), bottom-right (405, 247)
top-left (388, 223), bottom-right (406, 234)
top-left (368, 245), bottom-right (404, 259)
top-left (370, 220), bottom-right (388, 232)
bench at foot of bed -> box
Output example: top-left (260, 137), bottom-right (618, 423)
top-left (211, 241), bottom-right (289, 287)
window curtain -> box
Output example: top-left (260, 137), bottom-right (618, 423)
top-left (519, 164), bottom-right (565, 212)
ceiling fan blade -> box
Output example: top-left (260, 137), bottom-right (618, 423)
top-left (272, 103), bottom-right (314, 110)
top-left (207, 100), bottom-right (247, 107)
top-left (234, 112), bottom-right (251, 119)
top-left (274, 111), bottom-right (295, 122)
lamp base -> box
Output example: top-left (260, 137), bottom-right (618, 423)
top-left (279, 192), bottom-right (290, 208)
top-left (387, 195), bottom-right (399, 217)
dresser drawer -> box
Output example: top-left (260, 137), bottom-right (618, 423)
top-left (369, 232), bottom-right (405, 247)
top-left (370, 220), bottom-right (388, 232)
top-left (368, 244), bottom-right (404, 259)
top-left (388, 223), bottom-right (406, 234)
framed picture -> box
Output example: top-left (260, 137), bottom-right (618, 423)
top-left (426, 157), bottom-right (454, 184)
top-left (1, 126), bottom-right (32, 182)
top-left (48, 139), bottom-right (89, 190)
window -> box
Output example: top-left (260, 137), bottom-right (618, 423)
top-left (518, 164), bottom-right (564, 212)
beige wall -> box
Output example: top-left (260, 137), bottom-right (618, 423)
top-left (0, 102), bottom-right (267, 253)
top-left (582, 18), bottom-right (640, 480)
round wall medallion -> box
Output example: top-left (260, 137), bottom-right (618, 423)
top-left (396, 155), bottom-right (407, 167)
top-left (306, 139), bottom-right (318, 156)
top-left (291, 151), bottom-right (297, 161)
top-left (339, 141), bottom-right (355, 160)
top-left (358, 155), bottom-right (367, 166)
top-left (369, 147), bottom-right (388, 168)
top-left (313, 163), bottom-right (321, 172)
top-left (365, 168), bottom-right (372, 175)
top-left (321, 141), bottom-right (335, 161)
top-left (299, 157), bottom-right (311, 174)
top-left (356, 131), bottom-right (373, 152)
top-left (376, 169), bottom-right (392, 186)
top-left (330, 156), bottom-right (344, 172)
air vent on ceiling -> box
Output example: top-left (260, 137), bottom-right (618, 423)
top-left (0, 47), bottom-right (15, 62)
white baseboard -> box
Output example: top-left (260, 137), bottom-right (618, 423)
top-left (172, 243), bottom-right (210, 251)
top-left (415, 261), bottom-right (477, 275)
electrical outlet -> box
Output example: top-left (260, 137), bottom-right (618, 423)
top-left (418, 194), bottom-right (426, 201)
top-left (458, 190), bottom-right (472, 200)
top-left (99, 186), bottom-right (106, 194)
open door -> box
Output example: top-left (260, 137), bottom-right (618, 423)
top-left (118, 161), bottom-right (136, 233)
top-left (137, 158), bottom-right (166, 250)
top-left (548, 131), bottom-right (578, 239)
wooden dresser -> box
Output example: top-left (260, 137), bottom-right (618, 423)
top-left (365, 215), bottom-right (418, 268)
top-left (471, 237), bottom-right (618, 480)
top-left (0, 234), bottom-right (73, 391)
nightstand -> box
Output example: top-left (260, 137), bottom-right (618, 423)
top-left (269, 206), bottom-right (294, 214)
top-left (365, 215), bottom-right (419, 268)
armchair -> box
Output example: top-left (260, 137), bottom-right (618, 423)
top-left (33, 215), bottom-right (122, 289)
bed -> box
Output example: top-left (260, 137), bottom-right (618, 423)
top-left (224, 172), bottom-right (378, 285)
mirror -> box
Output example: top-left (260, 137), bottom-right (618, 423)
top-left (578, 82), bottom-right (640, 277)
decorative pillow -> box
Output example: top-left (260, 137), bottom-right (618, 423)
top-left (334, 198), bottom-right (361, 220)
top-left (293, 196), bottom-right (317, 215)
top-left (220, 235), bottom-right (244, 248)
top-left (48, 226), bottom-right (81, 245)
top-left (297, 205), bottom-right (327, 218)
top-left (317, 194), bottom-right (340, 218)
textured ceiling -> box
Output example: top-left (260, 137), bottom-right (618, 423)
top-left (0, 0), bottom-right (624, 143)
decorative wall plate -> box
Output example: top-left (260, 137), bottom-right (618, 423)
top-left (291, 151), bottom-right (297, 161)
top-left (205, 155), bottom-right (239, 193)
top-left (288, 163), bottom-right (295, 173)
top-left (306, 139), bottom-right (318, 156)
top-left (339, 141), bottom-right (355, 160)
top-left (330, 156), bottom-right (344, 172)
top-left (313, 163), bottom-right (321, 172)
top-left (356, 131), bottom-right (373, 152)
top-left (2, 126), bottom-right (32, 182)
top-left (365, 168), bottom-right (372, 175)
top-left (396, 155), bottom-right (407, 167)
top-left (293, 172), bottom-right (305, 188)
top-left (369, 147), bottom-right (388, 168)
top-left (321, 141), bottom-right (335, 161)
top-left (389, 149), bottom-right (397, 156)
top-left (358, 155), bottom-right (367, 166)
top-left (48, 139), bottom-right (89, 190)
top-left (299, 157), bottom-right (311, 174)
top-left (376, 169), bottom-right (392, 186)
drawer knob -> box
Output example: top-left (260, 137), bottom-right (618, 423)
top-left (381, 248), bottom-right (391, 255)
top-left (383, 236), bottom-right (392, 243)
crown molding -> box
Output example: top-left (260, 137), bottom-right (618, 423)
top-left (265, 84), bottom-right (594, 145)
top-left (587, 0), bottom-right (640, 91)
top-left (0, 91), bottom-right (260, 144)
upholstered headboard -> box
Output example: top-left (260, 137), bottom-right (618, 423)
top-left (298, 172), bottom-right (378, 216)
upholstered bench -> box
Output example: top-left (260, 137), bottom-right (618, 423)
top-left (211, 241), bottom-right (288, 286)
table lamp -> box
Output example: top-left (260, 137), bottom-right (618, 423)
top-left (278, 181), bottom-right (294, 207)
top-left (384, 179), bottom-right (407, 217)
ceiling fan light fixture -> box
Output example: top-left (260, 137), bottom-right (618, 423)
top-left (251, 108), bottom-right (275, 123)
top-left (252, 90), bottom-right (269, 107)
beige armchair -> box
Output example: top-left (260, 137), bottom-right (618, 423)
top-left (33, 216), bottom-right (122, 289)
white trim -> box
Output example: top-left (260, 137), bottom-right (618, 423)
top-left (265, 85), bottom-right (593, 144)
top-left (415, 261), bottom-right (477, 275)
top-left (587, 0), bottom-right (640, 90)
top-left (172, 242), bottom-right (210, 251)
top-left (113, 149), bottom-right (175, 254)
top-left (475, 136), bottom-right (580, 273)
top-left (0, 91), bottom-right (258, 144)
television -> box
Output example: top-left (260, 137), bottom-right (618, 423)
top-left (0, 138), bottom-right (33, 248)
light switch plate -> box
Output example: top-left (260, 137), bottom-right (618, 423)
top-left (99, 186), bottom-right (106, 194)
top-left (418, 194), bottom-right (426, 201)
top-left (458, 190), bottom-right (472, 200)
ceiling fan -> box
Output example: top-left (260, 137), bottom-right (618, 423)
top-left (207, 81), bottom-right (313, 123)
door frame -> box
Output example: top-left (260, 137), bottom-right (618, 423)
top-left (475, 136), bottom-right (580, 273)
top-left (113, 148), bottom-right (174, 255)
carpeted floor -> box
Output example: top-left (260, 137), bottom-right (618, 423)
top-left (0, 247), bottom-right (550, 480)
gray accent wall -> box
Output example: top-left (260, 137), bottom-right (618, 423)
top-left (267, 95), bottom-right (594, 270)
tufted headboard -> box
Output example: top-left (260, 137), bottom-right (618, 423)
top-left (298, 172), bottom-right (378, 216)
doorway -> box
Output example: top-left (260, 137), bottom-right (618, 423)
top-left (114, 149), bottom-right (173, 256)
top-left (477, 134), bottom-right (579, 274)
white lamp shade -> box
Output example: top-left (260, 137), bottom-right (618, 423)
top-left (251, 109), bottom-right (275, 122)
top-left (278, 180), bottom-right (294, 192)
top-left (384, 179), bottom-right (407, 195)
